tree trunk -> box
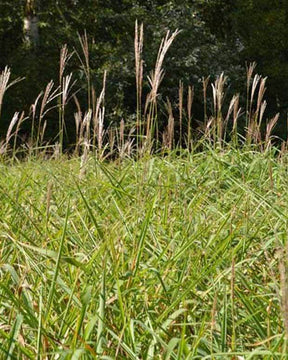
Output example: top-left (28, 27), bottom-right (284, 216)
top-left (23, 0), bottom-right (39, 47)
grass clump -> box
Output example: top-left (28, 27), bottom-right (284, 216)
top-left (1, 21), bottom-right (288, 360)
top-left (1, 146), bottom-right (288, 359)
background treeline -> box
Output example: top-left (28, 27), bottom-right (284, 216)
top-left (1, 0), bottom-right (288, 143)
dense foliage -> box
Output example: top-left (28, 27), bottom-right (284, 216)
top-left (1, 147), bottom-right (288, 358)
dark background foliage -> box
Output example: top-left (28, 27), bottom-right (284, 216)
top-left (1, 0), bottom-right (287, 142)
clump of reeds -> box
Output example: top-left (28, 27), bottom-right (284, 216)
top-left (0, 24), bottom-right (284, 161)
top-left (0, 67), bottom-right (11, 121)
top-left (211, 72), bottom-right (227, 145)
top-left (144, 29), bottom-right (180, 147)
top-left (93, 71), bottom-right (106, 155)
top-left (202, 62), bottom-right (280, 151)
top-left (79, 109), bottom-right (92, 179)
top-left (0, 67), bottom-right (24, 121)
top-left (135, 21), bottom-right (144, 148)
top-left (246, 74), bottom-right (267, 145)
top-left (59, 44), bottom-right (74, 152)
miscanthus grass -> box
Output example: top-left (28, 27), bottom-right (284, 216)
top-left (0, 145), bottom-right (288, 359)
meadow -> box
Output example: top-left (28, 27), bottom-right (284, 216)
top-left (1, 146), bottom-right (288, 359)
top-left (1, 25), bottom-right (288, 359)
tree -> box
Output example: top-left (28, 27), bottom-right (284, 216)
top-left (234, 0), bottom-right (288, 116)
top-left (23, 0), bottom-right (39, 46)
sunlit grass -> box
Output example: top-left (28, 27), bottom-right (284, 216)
top-left (0, 145), bottom-right (288, 359)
